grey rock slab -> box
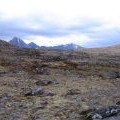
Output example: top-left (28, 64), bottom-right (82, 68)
top-left (87, 106), bottom-right (120, 120)
top-left (103, 115), bottom-right (120, 120)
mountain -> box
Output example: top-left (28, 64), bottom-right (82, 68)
top-left (50, 43), bottom-right (83, 50)
top-left (28, 42), bottom-right (40, 49)
top-left (9, 37), bottom-right (28, 48)
top-left (9, 37), bottom-right (39, 49)
top-left (0, 39), bottom-right (18, 57)
top-left (9, 37), bottom-right (83, 50)
top-left (0, 39), bottom-right (16, 51)
top-left (0, 39), bottom-right (14, 48)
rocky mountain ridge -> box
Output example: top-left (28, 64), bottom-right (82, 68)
top-left (9, 37), bottom-right (83, 50)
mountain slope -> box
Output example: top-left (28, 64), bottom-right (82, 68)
top-left (0, 39), bottom-right (18, 60)
top-left (9, 37), bottom-right (83, 50)
top-left (0, 39), bottom-right (16, 52)
top-left (28, 42), bottom-right (40, 49)
top-left (84, 44), bottom-right (120, 54)
top-left (51, 43), bottom-right (83, 50)
top-left (9, 37), bottom-right (28, 48)
top-left (40, 43), bottom-right (83, 50)
top-left (9, 37), bottom-right (40, 49)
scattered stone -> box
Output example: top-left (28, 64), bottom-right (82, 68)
top-left (36, 79), bottom-right (59, 86)
top-left (0, 93), bottom-right (12, 106)
top-left (35, 119), bottom-right (44, 120)
top-left (24, 88), bottom-right (55, 97)
top-left (80, 102), bottom-right (90, 111)
top-left (108, 71), bottom-right (120, 79)
top-left (44, 92), bottom-right (55, 96)
top-left (34, 100), bottom-right (48, 109)
top-left (30, 116), bottom-right (44, 120)
top-left (87, 106), bottom-right (120, 120)
top-left (35, 68), bottom-right (49, 75)
top-left (0, 67), bottom-right (8, 76)
top-left (66, 89), bottom-right (81, 96)
top-left (32, 88), bottom-right (44, 96)
top-left (80, 109), bottom-right (95, 116)
top-left (25, 88), bottom-right (44, 96)
top-left (103, 115), bottom-right (120, 120)
top-left (116, 101), bottom-right (120, 105)
top-left (36, 80), bottom-right (53, 86)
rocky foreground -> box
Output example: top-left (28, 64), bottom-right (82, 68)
top-left (0, 40), bottom-right (120, 120)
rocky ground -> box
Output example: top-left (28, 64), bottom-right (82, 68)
top-left (0, 40), bottom-right (120, 120)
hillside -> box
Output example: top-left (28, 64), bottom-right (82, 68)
top-left (0, 40), bottom-right (120, 120)
top-left (0, 39), bottom-right (16, 50)
top-left (0, 39), bottom-right (17, 56)
top-left (84, 44), bottom-right (120, 55)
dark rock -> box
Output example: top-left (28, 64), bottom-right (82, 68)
top-left (32, 88), bottom-right (44, 96)
top-left (87, 106), bottom-right (120, 120)
top-left (108, 71), bottom-right (120, 79)
top-left (35, 119), bottom-right (44, 120)
top-left (23, 88), bottom-right (31, 96)
top-left (36, 80), bottom-right (53, 86)
top-left (116, 101), bottom-right (120, 105)
top-left (35, 68), bottom-right (49, 75)
top-left (34, 101), bottom-right (48, 109)
top-left (25, 88), bottom-right (44, 96)
top-left (103, 115), bottom-right (120, 120)
top-left (44, 92), bottom-right (55, 96)
top-left (24, 88), bottom-right (55, 97)
top-left (0, 93), bottom-right (12, 99)
top-left (30, 116), bottom-right (44, 120)
top-left (66, 89), bottom-right (81, 95)
top-left (80, 109), bottom-right (95, 116)
top-left (99, 70), bottom-right (120, 79)
top-left (0, 93), bottom-right (12, 106)
top-left (36, 80), bottom-right (59, 86)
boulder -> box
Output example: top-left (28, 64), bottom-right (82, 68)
top-left (24, 88), bottom-right (55, 97)
top-left (103, 115), bottom-right (120, 120)
top-left (25, 88), bottom-right (44, 96)
top-left (108, 71), bottom-right (120, 79)
top-left (36, 80), bottom-right (53, 86)
top-left (36, 80), bottom-right (58, 86)
top-left (31, 88), bottom-right (44, 96)
top-left (87, 106), bottom-right (120, 120)
top-left (66, 89), bottom-right (81, 96)
top-left (34, 100), bottom-right (48, 109)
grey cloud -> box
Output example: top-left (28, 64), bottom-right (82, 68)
top-left (1, 14), bottom-right (120, 48)
top-left (83, 30), bottom-right (120, 48)
top-left (0, 15), bottom-right (102, 40)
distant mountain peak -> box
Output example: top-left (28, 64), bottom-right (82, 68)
top-left (51, 43), bottom-right (83, 50)
top-left (9, 37), bottom-right (83, 50)
top-left (28, 42), bottom-right (40, 49)
top-left (63, 43), bottom-right (82, 49)
top-left (9, 37), bottom-right (40, 49)
top-left (12, 37), bottom-right (23, 44)
top-left (9, 37), bottom-right (28, 48)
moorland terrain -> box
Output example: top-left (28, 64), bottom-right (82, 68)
top-left (0, 39), bottom-right (120, 120)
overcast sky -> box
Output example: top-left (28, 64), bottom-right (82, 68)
top-left (0, 0), bottom-right (120, 47)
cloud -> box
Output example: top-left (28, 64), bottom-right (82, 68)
top-left (0, 15), bottom-right (101, 38)
top-left (0, 0), bottom-right (120, 25)
top-left (0, 0), bottom-right (120, 47)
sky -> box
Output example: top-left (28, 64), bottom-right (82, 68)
top-left (0, 0), bottom-right (120, 48)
